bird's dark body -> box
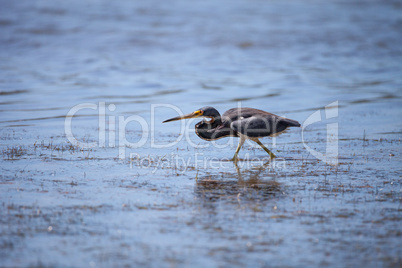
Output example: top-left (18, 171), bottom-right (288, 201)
top-left (195, 107), bottom-right (300, 141)
top-left (163, 106), bottom-right (300, 160)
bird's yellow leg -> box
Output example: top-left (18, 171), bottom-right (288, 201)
top-left (253, 139), bottom-right (276, 159)
top-left (232, 135), bottom-right (246, 161)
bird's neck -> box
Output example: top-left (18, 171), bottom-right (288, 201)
top-left (195, 117), bottom-right (232, 141)
top-left (207, 115), bottom-right (222, 126)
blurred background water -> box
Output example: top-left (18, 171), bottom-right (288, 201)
top-left (1, 0), bottom-right (401, 132)
top-left (0, 0), bottom-right (401, 267)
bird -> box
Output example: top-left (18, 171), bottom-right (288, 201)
top-left (162, 106), bottom-right (300, 161)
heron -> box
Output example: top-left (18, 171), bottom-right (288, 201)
top-left (163, 106), bottom-right (300, 161)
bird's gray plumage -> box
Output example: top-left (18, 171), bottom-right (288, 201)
top-left (195, 107), bottom-right (300, 140)
top-left (163, 106), bottom-right (300, 160)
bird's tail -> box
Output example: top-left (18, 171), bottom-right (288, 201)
top-left (283, 118), bottom-right (301, 127)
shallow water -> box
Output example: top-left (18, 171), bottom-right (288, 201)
top-left (1, 0), bottom-right (401, 267)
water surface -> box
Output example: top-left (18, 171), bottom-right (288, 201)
top-left (0, 0), bottom-right (401, 267)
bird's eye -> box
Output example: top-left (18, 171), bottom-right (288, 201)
top-left (194, 110), bottom-right (204, 116)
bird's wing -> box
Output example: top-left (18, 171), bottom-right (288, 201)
top-left (230, 115), bottom-right (291, 138)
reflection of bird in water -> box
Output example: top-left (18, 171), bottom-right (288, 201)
top-left (195, 177), bottom-right (281, 204)
top-left (163, 106), bottom-right (300, 161)
top-left (194, 160), bottom-right (282, 210)
top-left (233, 159), bottom-right (276, 181)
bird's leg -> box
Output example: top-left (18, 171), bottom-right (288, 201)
top-left (252, 138), bottom-right (276, 159)
top-left (233, 160), bottom-right (243, 181)
top-left (232, 135), bottom-right (246, 162)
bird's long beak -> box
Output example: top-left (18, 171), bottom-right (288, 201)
top-left (162, 110), bottom-right (203, 123)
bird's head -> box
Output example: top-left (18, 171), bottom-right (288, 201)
top-left (162, 106), bottom-right (220, 123)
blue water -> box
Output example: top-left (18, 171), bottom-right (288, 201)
top-left (0, 0), bottom-right (401, 267)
